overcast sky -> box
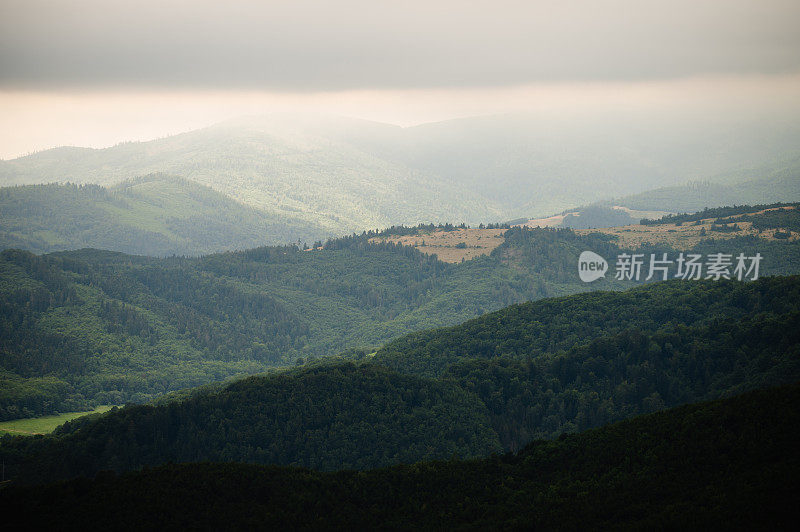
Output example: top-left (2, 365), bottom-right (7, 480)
top-left (1, 0), bottom-right (799, 158)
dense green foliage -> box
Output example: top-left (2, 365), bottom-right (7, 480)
top-left (2, 382), bottom-right (797, 529)
top-left (0, 226), bottom-right (642, 417)
top-left (0, 247), bottom-right (300, 418)
top-left (2, 276), bottom-right (799, 482)
top-left (0, 175), bottom-right (327, 256)
top-left (0, 364), bottom-right (500, 483)
top-left (0, 372), bottom-right (75, 420)
top-left (2, 224), bottom-right (800, 419)
top-left (446, 308), bottom-right (799, 447)
top-left (375, 276), bottom-right (800, 448)
top-left (376, 276), bottom-right (800, 377)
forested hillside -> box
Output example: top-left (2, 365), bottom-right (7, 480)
top-left (2, 382), bottom-right (798, 529)
top-left (0, 117), bottom-right (502, 233)
top-left (2, 224), bottom-right (800, 420)
top-left (0, 364), bottom-right (501, 483)
top-left (0, 227), bottom-right (629, 418)
top-left (375, 276), bottom-right (800, 377)
top-left (0, 174), bottom-right (328, 255)
top-left (2, 276), bottom-right (799, 482)
top-left (4, 4), bottom-right (798, 528)
top-left (3, 114), bottom-right (800, 227)
top-left (378, 276), bottom-right (800, 447)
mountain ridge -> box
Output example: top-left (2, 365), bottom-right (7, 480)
top-left (4, 112), bottom-right (800, 233)
top-left (0, 173), bottom-right (329, 256)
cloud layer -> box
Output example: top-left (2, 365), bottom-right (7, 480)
top-left (2, 0), bottom-right (799, 90)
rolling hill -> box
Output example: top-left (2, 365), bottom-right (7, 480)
top-left (1, 381), bottom-right (798, 529)
top-left (0, 364), bottom-right (501, 483)
top-left (0, 116), bottom-right (503, 234)
top-left (3, 112), bottom-right (800, 233)
top-left (3, 220), bottom-right (800, 420)
top-left (0, 174), bottom-right (329, 256)
top-left (1, 275), bottom-right (799, 484)
top-left (0, 227), bottom-right (631, 419)
top-left (374, 275), bottom-right (800, 378)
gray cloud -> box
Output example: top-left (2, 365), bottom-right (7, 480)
top-left (1, 0), bottom-right (799, 90)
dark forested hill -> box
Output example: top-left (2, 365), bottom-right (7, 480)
top-left (374, 276), bottom-right (800, 448)
top-left (2, 275), bottom-right (799, 482)
top-left (0, 174), bottom-right (328, 255)
top-left (0, 364), bottom-right (500, 484)
top-left (2, 382), bottom-right (798, 529)
top-left (375, 276), bottom-right (800, 377)
top-left (2, 226), bottom-right (800, 420)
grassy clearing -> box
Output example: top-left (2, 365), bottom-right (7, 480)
top-left (0, 406), bottom-right (115, 436)
top-left (575, 207), bottom-right (800, 250)
top-left (371, 228), bottom-right (507, 263)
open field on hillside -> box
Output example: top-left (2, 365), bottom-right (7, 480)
top-left (0, 406), bottom-right (114, 436)
top-left (370, 228), bottom-right (507, 263)
top-left (370, 205), bottom-right (799, 260)
top-left (577, 205), bottom-right (800, 249)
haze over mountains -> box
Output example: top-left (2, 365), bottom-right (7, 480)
top-left (3, 112), bottom-right (800, 252)
top-left (0, 175), bottom-right (327, 255)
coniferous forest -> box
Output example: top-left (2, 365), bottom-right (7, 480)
top-left (1, 206), bottom-right (799, 529)
top-left (3, 219), bottom-right (800, 421)
top-left (2, 383), bottom-right (798, 529)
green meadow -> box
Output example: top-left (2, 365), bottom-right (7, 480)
top-left (0, 406), bottom-right (114, 436)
